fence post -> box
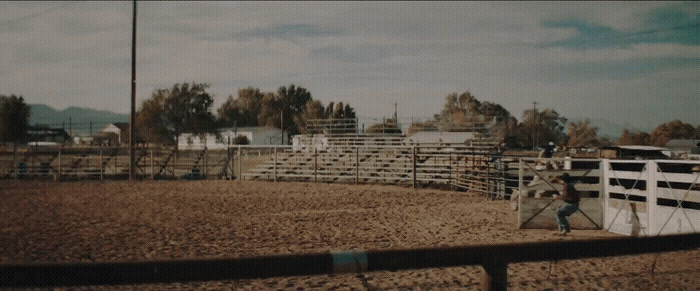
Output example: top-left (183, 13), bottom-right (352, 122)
top-left (56, 148), bottom-right (62, 181)
top-left (449, 152), bottom-right (453, 190)
top-left (355, 146), bottom-right (359, 184)
top-left (13, 146), bottom-right (17, 179)
top-left (174, 148), bottom-right (179, 179)
top-left (150, 149), bottom-right (154, 180)
top-left (481, 261), bottom-right (508, 291)
top-left (517, 158), bottom-right (524, 225)
top-left (602, 159), bottom-right (610, 230)
top-left (237, 146), bottom-right (242, 180)
top-left (204, 147), bottom-right (208, 179)
top-left (115, 147), bottom-right (118, 177)
top-left (412, 147), bottom-right (417, 188)
top-left (273, 147), bottom-right (278, 182)
top-left (100, 148), bottom-right (104, 180)
top-left (314, 147), bottom-right (318, 183)
top-left (228, 147), bottom-right (233, 180)
top-left (486, 159), bottom-right (491, 198)
top-left (647, 160), bottom-right (658, 235)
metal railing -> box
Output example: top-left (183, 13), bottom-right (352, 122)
top-left (2, 233), bottom-right (698, 290)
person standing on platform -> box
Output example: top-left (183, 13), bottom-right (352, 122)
top-left (550, 173), bottom-right (580, 235)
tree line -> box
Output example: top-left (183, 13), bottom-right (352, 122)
top-left (1, 86), bottom-right (699, 148)
top-left (134, 83), bottom-right (356, 145)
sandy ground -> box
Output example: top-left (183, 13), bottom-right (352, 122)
top-left (1, 180), bottom-right (698, 290)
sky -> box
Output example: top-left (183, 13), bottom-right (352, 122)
top-left (1, 1), bottom-right (698, 134)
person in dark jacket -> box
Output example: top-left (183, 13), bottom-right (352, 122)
top-left (550, 173), bottom-right (580, 235)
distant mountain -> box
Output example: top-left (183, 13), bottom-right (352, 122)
top-left (568, 117), bottom-right (653, 140)
top-left (29, 104), bottom-right (129, 136)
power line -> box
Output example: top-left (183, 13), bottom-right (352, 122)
top-left (0, 2), bottom-right (79, 27)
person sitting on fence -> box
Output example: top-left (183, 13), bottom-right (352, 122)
top-left (550, 173), bottom-right (580, 235)
top-left (538, 142), bottom-right (560, 170)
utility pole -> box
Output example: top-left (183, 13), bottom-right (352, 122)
top-left (394, 102), bottom-right (398, 120)
top-left (129, 0), bottom-right (137, 180)
top-left (532, 101), bottom-right (538, 150)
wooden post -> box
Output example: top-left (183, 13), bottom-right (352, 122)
top-left (13, 146), bottom-right (17, 179)
top-left (355, 147), bottom-right (359, 184)
top-left (314, 148), bottom-right (318, 183)
top-left (273, 147), bottom-right (278, 182)
top-left (115, 148), bottom-right (118, 177)
top-left (100, 149), bottom-right (104, 180)
top-left (481, 261), bottom-right (508, 291)
top-left (56, 148), bottom-right (62, 181)
top-left (412, 147), bottom-right (417, 188)
top-left (150, 149), bottom-right (154, 180)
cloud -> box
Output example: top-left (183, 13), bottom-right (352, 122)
top-left (540, 6), bottom-right (700, 50)
top-left (1, 1), bottom-right (698, 130)
top-left (235, 24), bottom-right (344, 40)
top-left (540, 57), bottom-right (700, 81)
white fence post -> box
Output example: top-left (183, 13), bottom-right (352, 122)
top-left (517, 158), bottom-right (524, 225)
top-left (647, 160), bottom-right (658, 235)
top-left (237, 146), bottom-right (242, 181)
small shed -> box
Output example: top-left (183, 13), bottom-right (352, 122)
top-left (100, 123), bottom-right (129, 145)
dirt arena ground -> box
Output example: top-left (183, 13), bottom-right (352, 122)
top-left (1, 180), bottom-right (699, 290)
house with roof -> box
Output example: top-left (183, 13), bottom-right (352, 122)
top-left (664, 139), bottom-right (700, 155)
top-left (178, 126), bottom-right (288, 150)
top-left (27, 126), bottom-right (70, 146)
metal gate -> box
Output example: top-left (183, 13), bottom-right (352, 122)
top-left (518, 157), bottom-right (603, 230)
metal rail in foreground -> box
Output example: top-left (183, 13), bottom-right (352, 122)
top-left (1, 233), bottom-right (699, 290)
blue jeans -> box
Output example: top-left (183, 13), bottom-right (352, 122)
top-left (556, 202), bottom-right (579, 232)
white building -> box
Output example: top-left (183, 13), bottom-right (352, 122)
top-left (100, 123), bottom-right (129, 145)
top-left (178, 126), bottom-right (288, 150)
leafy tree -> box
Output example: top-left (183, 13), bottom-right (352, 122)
top-left (617, 129), bottom-right (650, 146)
top-left (434, 91), bottom-right (512, 132)
top-left (514, 108), bottom-right (567, 148)
top-left (649, 120), bottom-right (699, 146)
top-left (276, 84), bottom-right (313, 140)
top-left (566, 119), bottom-right (602, 147)
top-left (136, 82), bottom-right (216, 145)
top-left (407, 119), bottom-right (438, 135)
top-left (295, 100), bottom-right (326, 134)
top-left (366, 116), bottom-right (402, 134)
top-left (0, 94), bottom-right (31, 145)
top-left (216, 85), bottom-right (357, 138)
top-left (217, 87), bottom-right (267, 128)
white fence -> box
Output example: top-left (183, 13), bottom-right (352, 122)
top-left (604, 159), bottom-right (700, 236)
top-left (519, 158), bottom-right (700, 236)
